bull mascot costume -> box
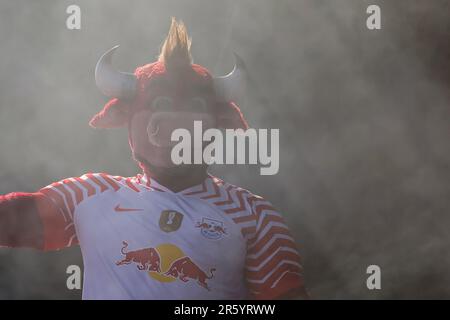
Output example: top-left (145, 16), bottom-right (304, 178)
top-left (0, 18), bottom-right (306, 299)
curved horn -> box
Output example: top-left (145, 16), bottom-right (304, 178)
top-left (95, 45), bottom-right (137, 100)
top-left (213, 53), bottom-right (247, 102)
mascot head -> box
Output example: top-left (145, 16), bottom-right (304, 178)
top-left (90, 18), bottom-right (248, 176)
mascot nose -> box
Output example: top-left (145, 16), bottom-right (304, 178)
top-left (147, 112), bottom-right (216, 147)
top-left (147, 112), bottom-right (215, 147)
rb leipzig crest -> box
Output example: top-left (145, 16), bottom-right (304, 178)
top-left (196, 218), bottom-right (227, 240)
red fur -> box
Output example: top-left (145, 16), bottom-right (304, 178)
top-left (89, 98), bottom-right (131, 129)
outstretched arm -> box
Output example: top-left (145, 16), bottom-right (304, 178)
top-left (0, 182), bottom-right (79, 251)
top-left (0, 192), bottom-right (47, 249)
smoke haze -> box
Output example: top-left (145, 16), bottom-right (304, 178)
top-left (0, 0), bottom-right (449, 299)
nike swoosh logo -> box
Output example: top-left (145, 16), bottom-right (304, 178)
top-left (114, 204), bottom-right (144, 212)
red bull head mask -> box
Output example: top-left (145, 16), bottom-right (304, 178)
top-left (90, 18), bottom-right (248, 169)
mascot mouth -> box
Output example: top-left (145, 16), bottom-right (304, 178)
top-left (135, 153), bottom-right (206, 176)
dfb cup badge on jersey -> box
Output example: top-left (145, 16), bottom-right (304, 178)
top-left (196, 218), bottom-right (228, 240)
top-left (159, 210), bottom-right (183, 232)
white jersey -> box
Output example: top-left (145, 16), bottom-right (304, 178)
top-left (37, 173), bottom-right (303, 299)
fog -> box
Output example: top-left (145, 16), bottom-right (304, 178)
top-left (0, 0), bottom-right (449, 299)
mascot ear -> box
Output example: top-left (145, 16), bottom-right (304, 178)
top-left (89, 98), bottom-right (131, 128)
top-left (216, 102), bottom-right (249, 130)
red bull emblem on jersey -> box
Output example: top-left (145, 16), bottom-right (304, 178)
top-left (196, 217), bottom-right (227, 240)
top-left (116, 242), bottom-right (215, 290)
top-left (116, 241), bottom-right (161, 272)
top-left (164, 256), bottom-right (215, 291)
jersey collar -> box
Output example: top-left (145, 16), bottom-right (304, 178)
top-left (140, 173), bottom-right (213, 195)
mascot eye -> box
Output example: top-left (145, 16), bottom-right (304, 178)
top-left (151, 96), bottom-right (173, 112)
top-left (186, 97), bottom-right (208, 113)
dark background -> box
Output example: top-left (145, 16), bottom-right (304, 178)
top-left (0, 0), bottom-right (449, 299)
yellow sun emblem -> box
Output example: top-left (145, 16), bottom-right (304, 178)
top-left (148, 243), bottom-right (185, 282)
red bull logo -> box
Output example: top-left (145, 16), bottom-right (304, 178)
top-left (116, 241), bottom-right (161, 272)
top-left (196, 217), bottom-right (227, 240)
top-left (116, 242), bottom-right (215, 290)
top-left (164, 256), bottom-right (215, 291)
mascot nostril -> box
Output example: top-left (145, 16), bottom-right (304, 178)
top-left (145, 112), bottom-right (216, 150)
top-left (147, 122), bottom-right (160, 147)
